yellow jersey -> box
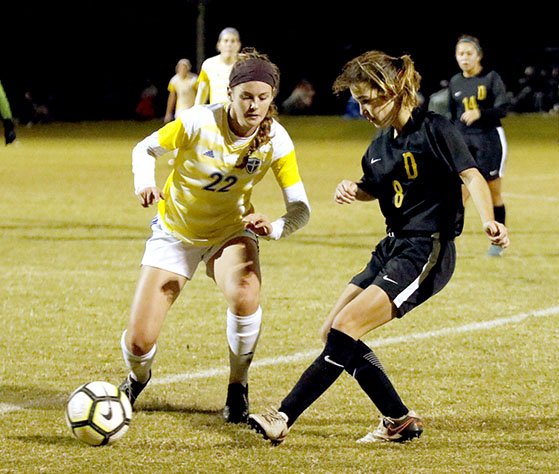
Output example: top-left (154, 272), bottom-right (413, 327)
top-left (135, 104), bottom-right (306, 246)
top-left (195, 55), bottom-right (235, 104)
top-left (168, 72), bottom-right (198, 112)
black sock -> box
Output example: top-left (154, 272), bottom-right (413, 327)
top-left (494, 205), bottom-right (506, 225)
top-left (345, 339), bottom-right (408, 418)
top-left (279, 329), bottom-right (356, 426)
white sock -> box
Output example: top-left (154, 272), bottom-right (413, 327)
top-left (226, 306), bottom-right (262, 385)
top-left (120, 330), bottom-right (156, 383)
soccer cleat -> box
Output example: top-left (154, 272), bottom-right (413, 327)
top-left (223, 383), bottom-right (249, 424)
top-left (357, 410), bottom-right (423, 443)
top-left (486, 244), bottom-right (504, 257)
top-left (248, 408), bottom-right (290, 445)
top-left (119, 371), bottom-right (151, 408)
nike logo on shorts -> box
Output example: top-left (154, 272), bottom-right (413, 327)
top-left (382, 275), bottom-right (398, 284)
top-left (324, 355), bottom-right (344, 368)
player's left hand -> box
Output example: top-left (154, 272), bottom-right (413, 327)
top-left (483, 220), bottom-right (510, 248)
top-left (243, 213), bottom-right (273, 236)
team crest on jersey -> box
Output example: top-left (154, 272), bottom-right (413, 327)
top-left (245, 157), bottom-right (262, 174)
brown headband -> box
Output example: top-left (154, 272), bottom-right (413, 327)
top-left (229, 58), bottom-right (277, 89)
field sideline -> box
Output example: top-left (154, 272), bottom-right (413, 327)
top-left (0, 114), bottom-right (558, 473)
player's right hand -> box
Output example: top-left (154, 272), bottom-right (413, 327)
top-left (334, 180), bottom-right (358, 204)
top-left (137, 187), bottom-right (164, 208)
top-left (483, 220), bottom-right (510, 248)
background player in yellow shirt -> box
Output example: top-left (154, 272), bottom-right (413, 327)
top-left (164, 58), bottom-right (198, 124)
top-left (164, 58), bottom-right (198, 166)
top-left (195, 27), bottom-right (241, 105)
top-left (120, 48), bottom-right (311, 424)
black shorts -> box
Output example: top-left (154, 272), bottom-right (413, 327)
top-left (463, 128), bottom-right (507, 181)
top-left (350, 233), bottom-right (456, 318)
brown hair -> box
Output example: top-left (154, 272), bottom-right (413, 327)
top-left (333, 50), bottom-right (421, 114)
top-left (232, 48), bottom-right (280, 169)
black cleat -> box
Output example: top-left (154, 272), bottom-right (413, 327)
top-left (119, 371), bottom-right (151, 408)
top-left (223, 383), bottom-right (249, 423)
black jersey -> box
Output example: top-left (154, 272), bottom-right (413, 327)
top-left (448, 69), bottom-right (509, 134)
top-left (358, 108), bottom-right (477, 239)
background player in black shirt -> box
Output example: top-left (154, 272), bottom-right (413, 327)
top-left (449, 35), bottom-right (510, 256)
top-left (248, 50), bottom-right (509, 445)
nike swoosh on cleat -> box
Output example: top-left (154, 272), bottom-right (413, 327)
top-left (386, 417), bottom-right (414, 437)
top-left (324, 355), bottom-right (344, 368)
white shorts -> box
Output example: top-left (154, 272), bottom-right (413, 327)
top-left (141, 217), bottom-right (258, 279)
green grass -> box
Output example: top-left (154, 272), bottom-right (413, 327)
top-left (0, 114), bottom-right (558, 473)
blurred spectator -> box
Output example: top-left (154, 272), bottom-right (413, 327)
top-left (343, 95), bottom-right (362, 119)
top-left (0, 80), bottom-right (16, 144)
top-left (548, 66), bottom-right (559, 114)
top-left (20, 88), bottom-right (50, 126)
top-left (135, 79), bottom-right (159, 120)
top-left (281, 79), bottom-right (316, 115)
top-left (512, 65), bottom-right (547, 112)
top-left (427, 80), bottom-right (451, 119)
top-left (164, 59), bottom-right (197, 123)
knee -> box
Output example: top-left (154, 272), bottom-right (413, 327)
top-left (228, 277), bottom-right (260, 315)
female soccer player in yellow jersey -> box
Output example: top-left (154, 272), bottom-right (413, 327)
top-left (195, 27), bottom-right (241, 105)
top-left (119, 48), bottom-right (311, 423)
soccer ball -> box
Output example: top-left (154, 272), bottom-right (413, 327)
top-left (65, 381), bottom-right (132, 446)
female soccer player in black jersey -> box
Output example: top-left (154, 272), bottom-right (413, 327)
top-left (449, 35), bottom-right (510, 256)
top-left (248, 50), bottom-right (509, 445)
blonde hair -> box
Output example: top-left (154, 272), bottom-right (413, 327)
top-left (233, 48), bottom-right (280, 169)
top-left (333, 50), bottom-right (421, 112)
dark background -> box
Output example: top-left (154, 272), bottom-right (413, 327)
top-left (2, 1), bottom-right (558, 120)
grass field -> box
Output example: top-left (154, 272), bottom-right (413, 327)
top-left (0, 114), bottom-right (558, 473)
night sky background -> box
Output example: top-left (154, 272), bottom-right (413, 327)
top-left (2, 1), bottom-right (558, 120)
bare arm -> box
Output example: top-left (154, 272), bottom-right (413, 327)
top-left (164, 91), bottom-right (177, 123)
top-left (460, 167), bottom-right (509, 247)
